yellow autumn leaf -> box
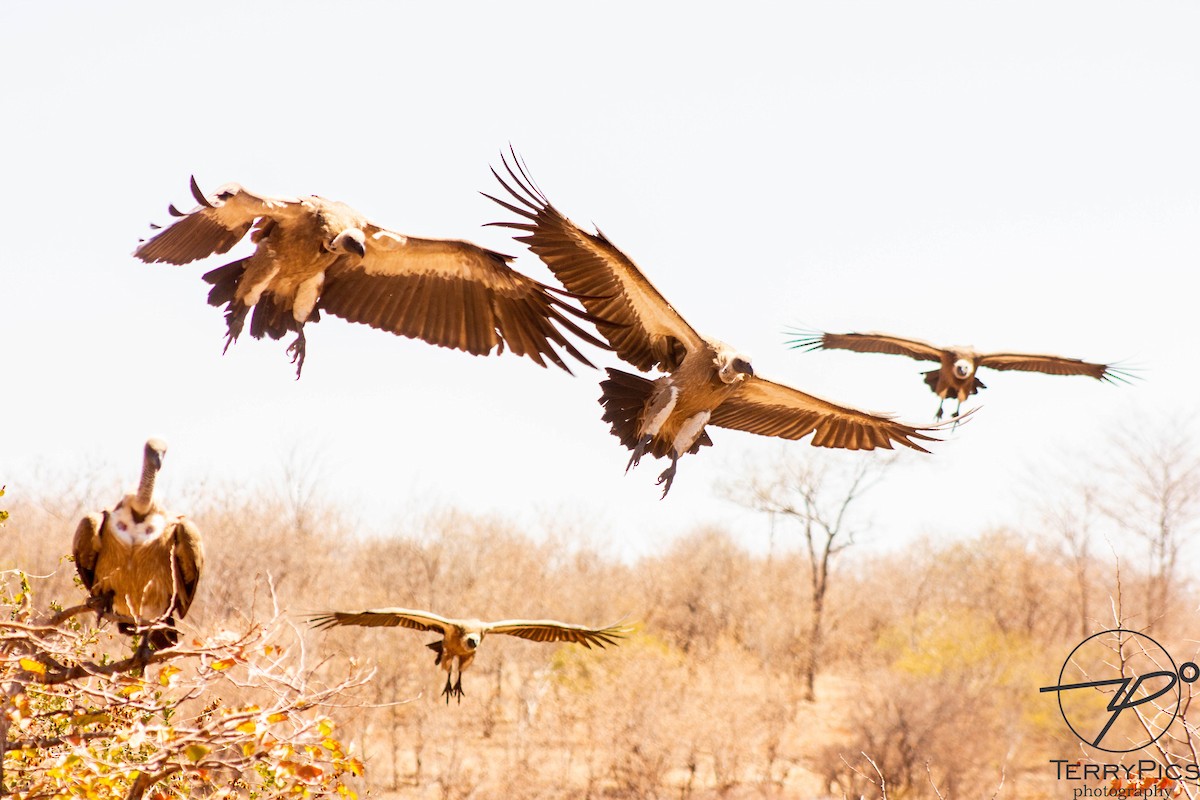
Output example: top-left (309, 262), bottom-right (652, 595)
top-left (18, 657), bottom-right (45, 675)
top-left (185, 744), bottom-right (210, 763)
top-left (317, 718), bottom-right (334, 737)
top-left (266, 712), bottom-right (288, 724)
top-left (158, 665), bottom-right (182, 686)
top-left (209, 657), bottom-right (237, 671)
top-left (236, 720), bottom-right (258, 735)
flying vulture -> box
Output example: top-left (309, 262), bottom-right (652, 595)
top-left (72, 439), bottom-right (205, 651)
top-left (484, 152), bottom-right (943, 497)
top-left (311, 608), bottom-right (628, 702)
top-left (133, 178), bottom-right (606, 377)
top-left (788, 330), bottom-right (1133, 420)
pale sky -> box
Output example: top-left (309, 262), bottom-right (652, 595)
top-left (1, 2), bottom-right (1195, 558)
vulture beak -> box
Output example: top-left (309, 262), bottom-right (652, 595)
top-left (144, 439), bottom-right (167, 472)
top-left (344, 236), bottom-right (366, 258)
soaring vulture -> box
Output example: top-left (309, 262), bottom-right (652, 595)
top-left (133, 178), bottom-right (606, 377)
top-left (311, 608), bottom-right (628, 702)
top-left (484, 152), bottom-right (943, 497)
top-left (789, 330), bottom-right (1133, 420)
top-left (72, 439), bottom-right (204, 651)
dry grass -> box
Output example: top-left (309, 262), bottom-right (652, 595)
top-left (3, 451), bottom-right (1198, 799)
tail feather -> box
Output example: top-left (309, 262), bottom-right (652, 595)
top-left (599, 368), bottom-right (656, 452)
top-left (426, 639), bottom-right (444, 666)
top-left (202, 258), bottom-right (248, 307)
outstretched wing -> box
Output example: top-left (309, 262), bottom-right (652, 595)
top-left (168, 517), bottom-right (205, 620)
top-left (485, 619), bottom-right (630, 648)
top-left (788, 329), bottom-right (946, 364)
top-left (976, 352), bottom-right (1132, 383)
top-left (710, 376), bottom-right (941, 452)
top-left (133, 177), bottom-right (303, 265)
top-left (71, 512), bottom-right (105, 592)
top-left (484, 150), bottom-right (705, 373)
top-left (309, 607), bottom-right (456, 634)
top-left (317, 226), bottom-right (606, 373)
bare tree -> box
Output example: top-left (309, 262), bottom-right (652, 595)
top-left (728, 449), bottom-right (894, 702)
top-left (1101, 426), bottom-right (1200, 625)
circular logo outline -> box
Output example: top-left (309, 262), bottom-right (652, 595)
top-left (1053, 629), bottom-right (1180, 754)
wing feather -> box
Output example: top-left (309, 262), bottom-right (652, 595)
top-left (976, 352), bottom-right (1129, 382)
top-left (788, 329), bottom-right (946, 364)
top-left (71, 513), bottom-right (105, 592)
top-left (309, 607), bottom-right (456, 634)
top-left (168, 517), bottom-right (205, 620)
top-left (709, 376), bottom-right (940, 452)
top-left (317, 229), bottom-right (605, 373)
top-left (485, 619), bottom-right (630, 649)
top-left (133, 179), bottom-right (303, 265)
top-left (484, 150), bottom-right (704, 372)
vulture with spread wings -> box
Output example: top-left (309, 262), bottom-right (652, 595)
top-left (72, 439), bottom-right (205, 652)
top-left (789, 330), bottom-right (1133, 420)
top-left (311, 608), bottom-right (628, 702)
top-left (484, 152), bottom-right (943, 497)
top-left (133, 178), bottom-right (606, 377)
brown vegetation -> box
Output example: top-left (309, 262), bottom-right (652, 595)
top-left (3, 436), bottom-right (1198, 798)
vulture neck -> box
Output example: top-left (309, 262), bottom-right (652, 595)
top-left (131, 452), bottom-right (161, 516)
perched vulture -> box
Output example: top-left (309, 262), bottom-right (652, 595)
top-left (484, 152), bottom-right (943, 497)
top-left (133, 178), bottom-right (606, 377)
top-left (72, 439), bottom-right (204, 650)
top-left (311, 608), bottom-right (628, 702)
top-left (789, 330), bottom-right (1133, 420)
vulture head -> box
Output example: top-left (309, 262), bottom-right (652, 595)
top-left (329, 228), bottom-right (367, 258)
top-left (953, 358), bottom-right (975, 379)
top-left (714, 348), bottom-right (755, 385)
top-left (465, 632), bottom-right (483, 649)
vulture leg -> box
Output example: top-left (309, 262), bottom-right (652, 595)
top-left (934, 398), bottom-right (946, 421)
top-left (286, 328), bottom-right (308, 379)
top-left (223, 303), bottom-right (249, 355)
top-left (626, 435), bottom-right (654, 473)
top-left (656, 454), bottom-right (680, 499)
top-left (442, 672), bottom-right (455, 704)
top-left (86, 589), bottom-right (115, 622)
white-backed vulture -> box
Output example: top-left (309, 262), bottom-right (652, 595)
top-left (72, 439), bottom-right (204, 650)
top-left (133, 178), bottom-right (606, 377)
top-left (311, 608), bottom-right (628, 702)
top-left (789, 330), bottom-right (1133, 420)
top-left (484, 152), bottom-right (943, 497)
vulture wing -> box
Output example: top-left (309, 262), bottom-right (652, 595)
top-left (976, 352), bottom-right (1132, 383)
top-left (309, 607), bottom-right (456, 635)
top-left (133, 177), bottom-right (303, 265)
top-left (485, 619), bottom-right (630, 648)
top-left (317, 226), bottom-right (606, 373)
top-left (485, 150), bottom-right (705, 373)
top-left (710, 376), bottom-right (941, 452)
top-left (168, 517), bottom-right (205, 620)
top-left (788, 330), bottom-right (946, 364)
top-left (71, 512), bottom-right (105, 592)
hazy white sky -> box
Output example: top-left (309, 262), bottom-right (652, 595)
top-left (1, 2), bottom-right (1195, 557)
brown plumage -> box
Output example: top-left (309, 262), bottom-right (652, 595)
top-left (311, 608), bottom-right (628, 703)
top-left (134, 177), bottom-right (606, 377)
top-left (72, 439), bottom-right (204, 650)
top-left (789, 330), bottom-right (1133, 420)
top-left (484, 151), bottom-right (943, 497)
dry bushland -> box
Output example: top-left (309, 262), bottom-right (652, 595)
top-left (3, 439), bottom-right (1198, 799)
